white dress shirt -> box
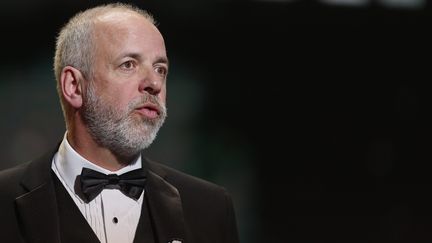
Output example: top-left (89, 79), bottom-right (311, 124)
top-left (51, 134), bottom-right (143, 243)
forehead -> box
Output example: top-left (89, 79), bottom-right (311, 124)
top-left (92, 10), bottom-right (166, 56)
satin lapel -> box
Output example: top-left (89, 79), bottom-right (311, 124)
top-left (145, 170), bottom-right (186, 243)
top-left (15, 149), bottom-right (61, 243)
top-left (53, 174), bottom-right (100, 243)
top-left (133, 195), bottom-right (155, 243)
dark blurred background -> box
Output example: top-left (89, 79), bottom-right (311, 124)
top-left (1, 0), bottom-right (431, 242)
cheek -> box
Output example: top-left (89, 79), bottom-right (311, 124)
top-left (103, 89), bottom-right (133, 111)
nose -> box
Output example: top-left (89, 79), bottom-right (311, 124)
top-left (138, 67), bottom-right (163, 96)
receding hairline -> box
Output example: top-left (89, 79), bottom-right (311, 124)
top-left (91, 9), bottom-right (160, 38)
top-left (87, 4), bottom-right (156, 27)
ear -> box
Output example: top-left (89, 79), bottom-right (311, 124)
top-left (60, 66), bottom-right (84, 109)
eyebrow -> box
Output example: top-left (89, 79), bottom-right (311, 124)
top-left (120, 52), bottom-right (169, 66)
top-left (155, 56), bottom-right (169, 66)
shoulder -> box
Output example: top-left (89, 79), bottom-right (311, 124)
top-left (0, 162), bottom-right (28, 187)
top-left (0, 162), bottom-right (30, 201)
top-left (147, 159), bottom-right (229, 196)
top-left (146, 159), bottom-right (233, 212)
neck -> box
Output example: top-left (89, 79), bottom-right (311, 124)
top-left (67, 118), bottom-right (136, 172)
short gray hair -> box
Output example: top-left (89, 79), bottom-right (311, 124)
top-left (53, 3), bottom-right (155, 126)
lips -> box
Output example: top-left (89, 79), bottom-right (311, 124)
top-left (135, 103), bottom-right (160, 119)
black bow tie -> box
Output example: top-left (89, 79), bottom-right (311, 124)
top-left (79, 167), bottom-right (147, 202)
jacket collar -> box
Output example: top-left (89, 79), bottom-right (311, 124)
top-left (145, 169), bottom-right (186, 242)
top-left (15, 147), bottom-right (61, 243)
top-left (138, 156), bottom-right (187, 243)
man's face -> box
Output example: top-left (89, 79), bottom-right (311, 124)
top-left (81, 11), bottom-right (168, 160)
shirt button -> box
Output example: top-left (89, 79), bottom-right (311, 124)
top-left (113, 217), bottom-right (118, 224)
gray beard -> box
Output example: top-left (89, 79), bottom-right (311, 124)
top-left (81, 82), bottom-right (166, 162)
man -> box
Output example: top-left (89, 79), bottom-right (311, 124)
top-left (0, 3), bottom-right (239, 243)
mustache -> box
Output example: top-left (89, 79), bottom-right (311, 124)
top-left (128, 94), bottom-right (166, 115)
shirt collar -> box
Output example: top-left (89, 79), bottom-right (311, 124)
top-left (53, 133), bottom-right (142, 195)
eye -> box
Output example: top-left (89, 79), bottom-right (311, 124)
top-left (120, 60), bottom-right (136, 70)
top-left (155, 66), bottom-right (168, 77)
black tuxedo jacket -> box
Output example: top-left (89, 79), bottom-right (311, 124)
top-left (0, 148), bottom-right (239, 243)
